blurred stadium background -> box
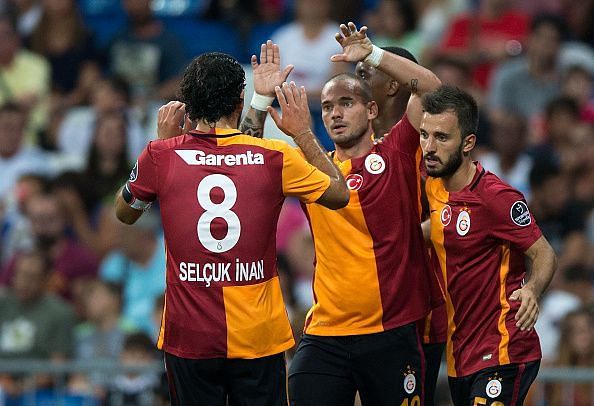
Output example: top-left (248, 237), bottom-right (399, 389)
top-left (0, 0), bottom-right (592, 404)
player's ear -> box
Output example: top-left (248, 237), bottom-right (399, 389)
top-left (367, 101), bottom-right (379, 120)
top-left (463, 133), bottom-right (476, 154)
top-left (387, 80), bottom-right (398, 97)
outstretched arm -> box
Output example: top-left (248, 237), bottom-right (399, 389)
top-left (331, 22), bottom-right (441, 131)
top-left (269, 82), bottom-right (349, 209)
top-left (509, 235), bottom-right (557, 331)
top-left (239, 40), bottom-right (294, 138)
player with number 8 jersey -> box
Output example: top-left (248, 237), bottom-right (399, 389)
top-left (115, 51), bottom-right (348, 405)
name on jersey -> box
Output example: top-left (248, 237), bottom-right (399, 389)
top-left (179, 259), bottom-right (264, 287)
top-left (175, 149), bottom-right (264, 166)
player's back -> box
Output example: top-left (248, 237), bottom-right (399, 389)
top-left (128, 128), bottom-right (330, 359)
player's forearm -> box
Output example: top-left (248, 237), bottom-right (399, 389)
top-left (524, 236), bottom-right (557, 299)
top-left (376, 51), bottom-right (441, 95)
top-left (239, 107), bottom-right (267, 138)
top-left (294, 130), bottom-right (349, 208)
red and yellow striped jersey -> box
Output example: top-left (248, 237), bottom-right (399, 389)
top-left (303, 115), bottom-right (436, 336)
top-left (128, 128), bottom-right (331, 359)
top-left (426, 162), bottom-right (542, 377)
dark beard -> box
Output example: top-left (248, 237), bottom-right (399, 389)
top-left (425, 144), bottom-right (464, 178)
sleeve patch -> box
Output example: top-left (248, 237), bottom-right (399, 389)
top-left (129, 160), bottom-right (138, 182)
top-left (510, 200), bottom-right (531, 227)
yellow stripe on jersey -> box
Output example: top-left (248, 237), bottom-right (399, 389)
top-left (223, 277), bottom-right (294, 358)
top-left (304, 158), bottom-right (384, 335)
top-left (157, 242), bottom-right (168, 350)
top-left (498, 243), bottom-right (512, 365)
top-left (427, 179), bottom-right (458, 377)
top-left (217, 135), bottom-right (331, 204)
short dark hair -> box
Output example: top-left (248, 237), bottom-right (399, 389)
top-left (545, 96), bottom-right (579, 120)
top-left (178, 52), bottom-right (245, 124)
top-left (422, 85), bottom-right (479, 137)
top-left (381, 46), bottom-right (418, 65)
top-left (530, 13), bottom-right (567, 40)
top-left (326, 72), bottom-right (373, 103)
top-left (123, 332), bottom-right (155, 354)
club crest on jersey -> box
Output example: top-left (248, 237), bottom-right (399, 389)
top-left (364, 153), bottom-right (385, 175)
top-left (440, 205), bottom-right (452, 226)
top-left (346, 174), bottom-right (363, 191)
top-left (510, 200), bottom-right (532, 227)
top-left (403, 365), bottom-right (416, 395)
top-left (456, 208), bottom-right (471, 236)
top-left (486, 374), bottom-right (503, 398)
top-left (129, 160), bottom-right (138, 182)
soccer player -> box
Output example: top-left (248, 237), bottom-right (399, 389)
top-left (355, 45), bottom-right (448, 406)
top-left (266, 23), bottom-right (442, 405)
top-left (420, 85), bottom-right (557, 405)
top-left (114, 52), bottom-right (349, 405)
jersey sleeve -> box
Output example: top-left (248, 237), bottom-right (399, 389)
top-left (127, 142), bottom-right (158, 202)
top-left (280, 145), bottom-right (331, 204)
top-left (382, 114), bottom-right (420, 156)
top-left (486, 186), bottom-right (542, 252)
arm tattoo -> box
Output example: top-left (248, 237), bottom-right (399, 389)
top-left (239, 108), bottom-right (267, 138)
top-left (410, 78), bottom-right (418, 94)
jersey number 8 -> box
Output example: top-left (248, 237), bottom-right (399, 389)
top-left (197, 174), bottom-right (241, 253)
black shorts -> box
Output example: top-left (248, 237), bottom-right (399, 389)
top-left (164, 351), bottom-right (287, 406)
top-left (288, 323), bottom-right (424, 406)
top-left (423, 342), bottom-right (445, 406)
top-left (448, 360), bottom-right (540, 406)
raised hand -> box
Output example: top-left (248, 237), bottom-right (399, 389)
top-left (330, 22), bottom-right (374, 63)
top-left (267, 82), bottom-right (312, 138)
top-left (251, 40), bottom-right (294, 97)
top-left (157, 101), bottom-right (193, 140)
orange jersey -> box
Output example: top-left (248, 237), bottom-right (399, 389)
top-left (303, 115), bottom-right (435, 336)
top-left (128, 128), bottom-right (330, 359)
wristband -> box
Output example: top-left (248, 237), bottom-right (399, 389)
top-left (250, 92), bottom-right (275, 111)
top-left (363, 45), bottom-right (384, 68)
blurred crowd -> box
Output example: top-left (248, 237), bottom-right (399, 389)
top-left (0, 0), bottom-right (592, 404)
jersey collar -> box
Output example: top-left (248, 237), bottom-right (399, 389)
top-left (188, 128), bottom-right (243, 138)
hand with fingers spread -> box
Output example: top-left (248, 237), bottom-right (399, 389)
top-left (267, 82), bottom-right (312, 139)
top-left (157, 101), bottom-right (194, 140)
top-left (509, 286), bottom-right (540, 331)
top-left (251, 40), bottom-right (294, 97)
top-left (330, 22), bottom-right (374, 63)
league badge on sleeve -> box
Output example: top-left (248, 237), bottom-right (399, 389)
top-left (510, 200), bottom-right (531, 226)
top-left (129, 160), bottom-right (138, 182)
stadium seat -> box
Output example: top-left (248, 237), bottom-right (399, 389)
top-left (151, 0), bottom-right (207, 17)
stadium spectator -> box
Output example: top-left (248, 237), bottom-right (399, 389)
top-left (421, 85), bottom-right (557, 405)
top-left (480, 113), bottom-right (533, 199)
top-left (365, 0), bottom-right (425, 59)
top-left (549, 308), bottom-right (594, 405)
top-left (0, 103), bottom-right (49, 201)
top-left (561, 64), bottom-right (594, 123)
top-left (0, 13), bottom-right (50, 138)
top-left (100, 209), bottom-right (165, 336)
top-left (529, 162), bottom-right (589, 273)
top-left (488, 14), bottom-right (566, 134)
top-left (128, 47), bottom-right (348, 404)
top-left (58, 77), bottom-right (148, 167)
top-left (0, 250), bottom-right (76, 397)
top-left (105, 332), bottom-right (160, 405)
top-left (27, 0), bottom-right (101, 108)
top-left (436, 0), bottom-right (530, 91)
top-left (108, 0), bottom-right (186, 103)
top-left (265, 23), bottom-right (442, 404)
top-left (536, 265), bottom-right (593, 363)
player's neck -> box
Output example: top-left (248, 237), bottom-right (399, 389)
top-left (442, 160), bottom-right (477, 192)
top-left (195, 117), bottom-right (239, 132)
top-left (335, 131), bottom-right (374, 161)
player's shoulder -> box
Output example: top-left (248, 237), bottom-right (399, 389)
top-left (479, 169), bottom-right (526, 204)
top-left (226, 134), bottom-right (294, 153)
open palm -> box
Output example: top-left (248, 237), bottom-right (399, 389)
top-left (331, 22), bottom-right (374, 63)
top-left (251, 40), bottom-right (294, 96)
